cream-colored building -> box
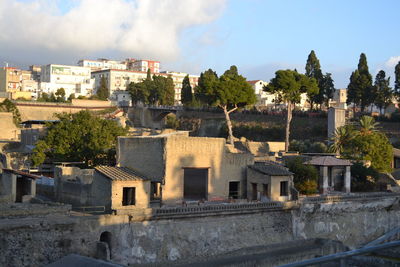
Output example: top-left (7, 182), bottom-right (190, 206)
top-left (117, 132), bottom-right (254, 204)
top-left (92, 69), bottom-right (199, 104)
top-left (0, 67), bottom-right (38, 99)
top-left (247, 162), bottom-right (294, 202)
top-left (77, 59), bottom-right (127, 71)
top-left (40, 64), bottom-right (94, 98)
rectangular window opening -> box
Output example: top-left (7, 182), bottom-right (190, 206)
top-left (280, 181), bottom-right (288, 196)
top-left (150, 182), bottom-right (161, 201)
top-left (122, 187), bottom-right (135, 206)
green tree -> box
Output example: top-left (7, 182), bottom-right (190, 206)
top-left (128, 82), bottom-right (150, 105)
top-left (394, 61), bottom-right (400, 102)
top-left (181, 75), bottom-right (193, 106)
top-left (68, 93), bottom-right (76, 102)
top-left (329, 125), bottom-right (356, 155)
top-left (286, 157), bottom-right (319, 195)
top-left (265, 70), bottom-right (318, 151)
top-left (97, 76), bottom-right (109, 100)
top-left (305, 50), bottom-right (324, 109)
top-left (347, 53), bottom-right (373, 112)
top-left (31, 110), bottom-right (128, 167)
top-left (196, 66), bottom-right (256, 145)
top-left (0, 99), bottom-right (21, 126)
top-left (321, 73), bottom-right (335, 107)
top-left (373, 70), bottom-right (393, 114)
top-left (351, 162), bottom-right (379, 192)
top-left (55, 88), bottom-right (66, 102)
top-left (150, 75), bottom-right (175, 106)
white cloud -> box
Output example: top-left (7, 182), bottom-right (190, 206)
top-left (0, 0), bottom-right (226, 64)
top-left (385, 56), bottom-right (400, 68)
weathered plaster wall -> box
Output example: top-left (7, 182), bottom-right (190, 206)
top-left (1, 196), bottom-right (400, 266)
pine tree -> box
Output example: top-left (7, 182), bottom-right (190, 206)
top-left (395, 61), bottom-right (400, 102)
top-left (181, 75), bottom-right (193, 106)
top-left (374, 70), bottom-right (393, 114)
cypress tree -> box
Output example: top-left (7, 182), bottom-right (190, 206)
top-left (97, 76), bottom-right (109, 100)
top-left (395, 61), bottom-right (400, 102)
top-left (374, 70), bottom-right (393, 114)
top-left (181, 75), bottom-right (193, 106)
top-left (305, 50), bottom-right (324, 109)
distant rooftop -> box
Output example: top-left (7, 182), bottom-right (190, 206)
top-left (249, 162), bottom-right (292, 176)
top-left (95, 166), bottom-right (149, 181)
top-left (305, 156), bottom-right (352, 166)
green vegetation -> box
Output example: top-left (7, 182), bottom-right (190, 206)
top-left (347, 53), bottom-right (373, 112)
top-left (285, 157), bottom-right (319, 195)
top-left (31, 110), bottom-right (128, 167)
top-left (128, 70), bottom-right (175, 106)
top-left (395, 61), bottom-right (400, 102)
top-left (289, 140), bottom-right (328, 153)
top-left (195, 66), bottom-right (256, 145)
top-left (0, 98), bottom-right (21, 126)
top-left (305, 50), bottom-right (335, 109)
top-left (265, 69), bottom-right (318, 151)
top-left (330, 116), bottom-right (393, 172)
top-left (351, 162), bottom-right (379, 192)
top-left (96, 76), bottom-right (109, 100)
top-left (181, 75), bottom-right (193, 106)
top-left (373, 70), bottom-right (393, 115)
top-left (165, 114), bottom-right (180, 129)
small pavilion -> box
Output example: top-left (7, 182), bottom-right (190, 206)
top-left (305, 156), bottom-right (352, 194)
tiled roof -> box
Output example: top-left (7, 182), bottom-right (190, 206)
top-left (305, 156), bottom-right (352, 166)
top-left (247, 80), bottom-right (262, 84)
top-left (95, 166), bottom-right (149, 181)
top-left (249, 163), bottom-right (292, 176)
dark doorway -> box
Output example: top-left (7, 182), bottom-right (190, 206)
top-left (251, 183), bottom-right (258, 200)
top-left (99, 231), bottom-right (112, 260)
top-left (229, 181), bottom-right (240, 199)
top-left (183, 168), bottom-right (208, 201)
top-left (122, 187), bottom-right (135, 206)
top-left (334, 173), bottom-right (344, 191)
top-left (16, 177), bottom-right (31, 202)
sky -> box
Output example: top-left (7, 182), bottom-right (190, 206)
top-left (0, 0), bottom-right (399, 88)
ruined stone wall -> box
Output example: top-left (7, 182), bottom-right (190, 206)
top-left (1, 196), bottom-right (400, 266)
top-left (0, 112), bottom-right (19, 140)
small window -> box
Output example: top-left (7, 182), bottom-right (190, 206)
top-left (150, 182), bottom-right (161, 201)
top-left (280, 181), bottom-right (288, 196)
top-left (122, 187), bottom-right (135, 206)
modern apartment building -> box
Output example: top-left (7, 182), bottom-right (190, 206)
top-left (77, 59), bottom-right (127, 71)
top-left (40, 64), bottom-right (94, 97)
top-left (0, 67), bottom-right (38, 99)
top-left (126, 59), bottom-right (160, 73)
top-left (160, 71), bottom-right (199, 104)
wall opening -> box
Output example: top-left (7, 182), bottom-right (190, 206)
top-left (251, 183), bottom-right (257, 200)
top-left (16, 177), bottom-right (31, 202)
top-left (262, 184), bottom-right (269, 197)
top-left (183, 168), bottom-right (208, 201)
top-left (122, 187), bottom-right (136, 206)
top-left (280, 181), bottom-right (288, 196)
top-left (150, 182), bottom-right (161, 201)
top-left (228, 181), bottom-right (240, 199)
top-left (99, 231), bottom-right (112, 260)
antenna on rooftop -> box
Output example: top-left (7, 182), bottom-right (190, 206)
top-left (3, 62), bottom-right (8, 68)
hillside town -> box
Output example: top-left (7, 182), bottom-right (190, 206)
top-left (1, 1), bottom-right (400, 266)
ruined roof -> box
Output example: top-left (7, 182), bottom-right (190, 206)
top-left (305, 156), bottom-right (352, 166)
top-left (95, 166), bottom-right (149, 181)
top-left (2, 168), bottom-right (40, 179)
top-left (249, 163), bottom-right (292, 176)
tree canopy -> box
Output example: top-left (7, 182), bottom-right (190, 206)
top-left (55, 88), bottom-right (66, 102)
top-left (373, 70), bottom-right (393, 114)
top-left (347, 53), bottom-right (373, 112)
top-left (264, 69), bottom-right (318, 151)
top-left (181, 75), bottom-right (193, 106)
top-left (195, 66), bottom-right (256, 145)
top-left (31, 110), bottom-right (128, 167)
top-left (96, 76), bottom-right (109, 100)
top-left (285, 157), bottom-right (319, 195)
top-left (329, 116), bottom-right (393, 172)
top-left (394, 61), bottom-right (400, 102)
top-left (0, 98), bottom-right (21, 126)
top-left (128, 74), bottom-right (175, 106)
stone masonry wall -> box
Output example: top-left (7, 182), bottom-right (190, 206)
top-left (0, 196), bottom-right (400, 266)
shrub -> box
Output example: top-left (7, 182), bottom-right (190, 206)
top-left (351, 162), bottom-right (379, 192)
top-left (285, 157), bottom-right (319, 195)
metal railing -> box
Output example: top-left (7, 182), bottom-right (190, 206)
top-left (301, 192), bottom-right (400, 204)
top-left (155, 201), bottom-right (284, 216)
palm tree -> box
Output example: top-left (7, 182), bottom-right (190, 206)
top-left (329, 125), bottom-right (355, 155)
top-left (359, 116), bottom-right (379, 136)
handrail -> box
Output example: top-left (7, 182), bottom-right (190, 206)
top-left (364, 227), bottom-right (400, 247)
top-left (279, 241), bottom-right (400, 267)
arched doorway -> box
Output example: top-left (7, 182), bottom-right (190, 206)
top-left (98, 231), bottom-right (112, 260)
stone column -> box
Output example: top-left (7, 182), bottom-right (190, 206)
top-left (30, 179), bottom-right (36, 197)
top-left (344, 166), bottom-right (351, 193)
top-left (322, 166), bottom-right (329, 194)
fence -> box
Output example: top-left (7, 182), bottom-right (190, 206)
top-left (301, 192), bottom-right (400, 204)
